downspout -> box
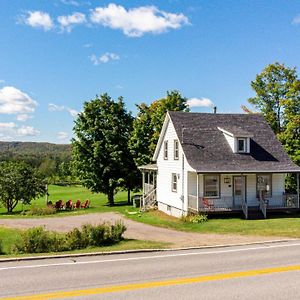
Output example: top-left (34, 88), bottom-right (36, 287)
top-left (181, 153), bottom-right (185, 216)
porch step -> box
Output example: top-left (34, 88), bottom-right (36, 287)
top-left (247, 207), bottom-right (265, 219)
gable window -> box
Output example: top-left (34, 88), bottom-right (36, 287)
top-left (171, 173), bottom-right (177, 192)
top-left (204, 175), bottom-right (220, 198)
top-left (237, 138), bottom-right (247, 153)
top-left (174, 140), bottom-right (179, 160)
top-left (257, 174), bottom-right (272, 199)
top-left (164, 141), bottom-right (168, 160)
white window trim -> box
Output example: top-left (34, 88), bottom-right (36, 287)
top-left (171, 173), bottom-right (177, 192)
top-left (164, 141), bottom-right (168, 160)
top-left (237, 138), bottom-right (247, 153)
top-left (174, 140), bottom-right (179, 160)
top-left (204, 174), bottom-right (220, 198)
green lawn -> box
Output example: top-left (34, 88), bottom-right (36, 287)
top-left (0, 185), bottom-right (139, 217)
top-left (1, 185), bottom-right (300, 239)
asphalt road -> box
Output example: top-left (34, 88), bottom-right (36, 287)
top-left (1, 240), bottom-right (300, 299)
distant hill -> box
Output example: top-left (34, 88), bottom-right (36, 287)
top-left (0, 141), bottom-right (71, 166)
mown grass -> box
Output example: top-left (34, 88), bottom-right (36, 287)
top-left (1, 185), bottom-right (300, 238)
top-left (0, 227), bottom-right (169, 257)
top-left (0, 185), bottom-right (139, 217)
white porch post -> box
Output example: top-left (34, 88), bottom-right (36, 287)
top-left (142, 171), bottom-right (145, 209)
top-left (196, 173), bottom-right (199, 212)
top-left (297, 173), bottom-right (300, 209)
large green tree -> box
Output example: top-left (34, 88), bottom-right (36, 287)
top-left (72, 93), bottom-right (134, 206)
top-left (247, 62), bottom-right (300, 192)
top-left (248, 62), bottom-right (300, 134)
top-left (130, 90), bottom-right (189, 166)
top-left (0, 161), bottom-right (45, 213)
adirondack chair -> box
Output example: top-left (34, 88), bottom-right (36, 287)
top-left (65, 199), bottom-right (73, 210)
top-left (202, 198), bottom-right (214, 210)
top-left (55, 200), bottom-right (64, 210)
top-left (81, 199), bottom-right (90, 209)
top-left (74, 200), bottom-right (81, 209)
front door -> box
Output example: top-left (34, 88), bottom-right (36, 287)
top-left (233, 176), bottom-right (246, 208)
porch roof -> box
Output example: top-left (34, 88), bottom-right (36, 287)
top-left (169, 112), bottom-right (300, 173)
top-left (138, 164), bottom-right (158, 171)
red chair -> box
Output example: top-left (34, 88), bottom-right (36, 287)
top-left (55, 200), bottom-right (64, 210)
top-left (65, 199), bottom-right (73, 210)
top-left (81, 199), bottom-right (90, 209)
top-left (202, 198), bottom-right (214, 210)
top-left (74, 200), bottom-right (81, 209)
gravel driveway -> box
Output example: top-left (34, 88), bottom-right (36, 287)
top-left (0, 212), bottom-right (290, 248)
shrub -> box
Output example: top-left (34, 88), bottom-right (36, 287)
top-left (26, 205), bottom-right (56, 216)
top-left (0, 239), bottom-right (3, 255)
top-left (12, 220), bottom-right (127, 254)
top-left (182, 213), bottom-right (208, 224)
top-left (66, 228), bottom-right (88, 250)
top-left (13, 227), bottom-right (53, 253)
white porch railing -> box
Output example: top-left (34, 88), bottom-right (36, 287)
top-left (144, 183), bottom-right (155, 194)
top-left (241, 197), bottom-right (248, 219)
top-left (259, 199), bottom-right (267, 218)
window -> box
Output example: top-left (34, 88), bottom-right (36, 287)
top-left (174, 140), bottom-right (179, 160)
top-left (237, 138), bottom-right (247, 152)
top-left (164, 141), bottom-right (168, 160)
top-left (204, 175), bottom-right (220, 197)
top-left (257, 174), bottom-right (272, 198)
top-left (171, 173), bottom-right (177, 192)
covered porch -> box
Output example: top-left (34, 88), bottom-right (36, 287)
top-left (187, 172), bottom-right (300, 219)
top-left (138, 164), bottom-right (157, 210)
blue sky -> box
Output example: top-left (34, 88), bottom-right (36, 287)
top-left (0, 0), bottom-right (299, 143)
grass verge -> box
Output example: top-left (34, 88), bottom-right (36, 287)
top-left (0, 227), bottom-right (170, 258)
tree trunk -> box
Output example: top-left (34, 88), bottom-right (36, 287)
top-left (108, 189), bottom-right (115, 206)
top-left (127, 189), bottom-right (131, 205)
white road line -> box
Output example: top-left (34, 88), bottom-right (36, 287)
top-left (1, 242), bottom-right (300, 271)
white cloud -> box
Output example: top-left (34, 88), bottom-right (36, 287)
top-left (187, 97), bottom-right (215, 108)
top-left (57, 12), bottom-right (86, 32)
top-left (60, 0), bottom-right (80, 6)
top-left (23, 11), bottom-right (53, 31)
top-left (90, 3), bottom-right (189, 37)
top-left (0, 86), bottom-right (37, 115)
top-left (16, 114), bottom-right (32, 122)
top-left (57, 131), bottom-right (69, 140)
top-left (292, 15), bottom-right (300, 25)
top-left (0, 122), bottom-right (39, 140)
top-left (90, 52), bottom-right (120, 65)
top-left (83, 43), bottom-right (92, 48)
top-left (48, 103), bottom-right (78, 117)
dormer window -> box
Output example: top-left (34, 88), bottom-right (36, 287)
top-left (237, 138), bottom-right (247, 153)
top-left (218, 126), bottom-right (252, 154)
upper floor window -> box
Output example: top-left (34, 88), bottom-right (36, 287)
top-left (204, 175), bottom-right (220, 198)
top-left (164, 141), bottom-right (168, 160)
top-left (174, 140), bottom-right (179, 160)
top-left (237, 138), bottom-right (247, 153)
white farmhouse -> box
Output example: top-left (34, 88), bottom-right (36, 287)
top-left (139, 111), bottom-right (300, 219)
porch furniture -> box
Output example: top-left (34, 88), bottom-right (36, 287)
top-left (65, 200), bottom-right (73, 210)
top-left (54, 200), bottom-right (64, 210)
top-left (202, 198), bottom-right (214, 210)
top-left (81, 199), bottom-right (90, 209)
top-left (74, 200), bottom-right (81, 209)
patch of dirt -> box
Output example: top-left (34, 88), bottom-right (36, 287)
top-left (0, 213), bottom-right (292, 248)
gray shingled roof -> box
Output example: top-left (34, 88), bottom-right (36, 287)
top-left (169, 111), bottom-right (300, 173)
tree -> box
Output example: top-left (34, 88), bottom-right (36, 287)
top-left (0, 161), bottom-right (46, 213)
top-left (248, 62), bottom-right (300, 134)
top-left (130, 90), bottom-right (189, 166)
top-left (72, 93), bottom-right (133, 206)
top-left (247, 62), bottom-right (300, 192)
